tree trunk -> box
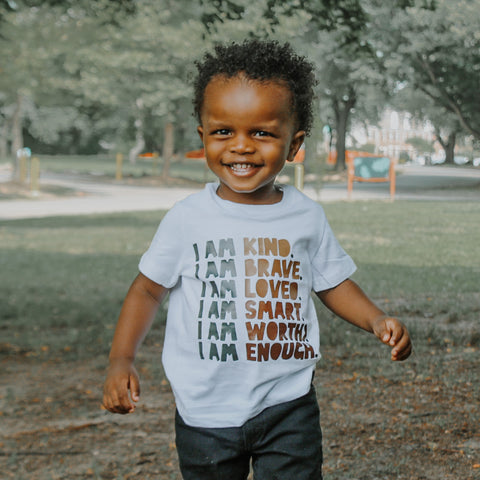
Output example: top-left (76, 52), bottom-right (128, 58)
top-left (436, 130), bottom-right (456, 165)
top-left (335, 107), bottom-right (347, 171)
top-left (0, 120), bottom-right (8, 159)
top-left (11, 93), bottom-right (23, 155)
top-left (128, 99), bottom-right (145, 164)
top-left (128, 118), bottom-right (145, 164)
top-left (333, 94), bottom-right (356, 171)
top-left (11, 93), bottom-right (24, 180)
top-left (444, 132), bottom-right (456, 164)
top-left (445, 144), bottom-right (454, 164)
top-left (161, 122), bottom-right (174, 181)
top-left (176, 123), bottom-right (186, 163)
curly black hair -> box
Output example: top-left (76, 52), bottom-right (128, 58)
top-left (193, 40), bottom-right (317, 135)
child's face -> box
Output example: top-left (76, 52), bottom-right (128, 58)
top-left (197, 75), bottom-right (305, 204)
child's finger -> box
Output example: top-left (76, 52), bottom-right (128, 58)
top-left (103, 374), bottom-right (136, 414)
top-left (104, 390), bottom-right (130, 414)
top-left (384, 318), bottom-right (405, 344)
top-left (381, 330), bottom-right (392, 344)
top-left (374, 317), bottom-right (412, 361)
top-left (388, 328), bottom-right (403, 346)
top-left (391, 333), bottom-right (413, 361)
top-left (373, 318), bottom-right (393, 344)
top-left (129, 372), bottom-right (141, 403)
top-left (113, 384), bottom-right (135, 413)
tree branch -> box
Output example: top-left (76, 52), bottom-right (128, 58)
top-left (417, 55), bottom-right (480, 138)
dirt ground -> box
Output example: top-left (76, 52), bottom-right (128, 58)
top-left (1, 337), bottom-right (479, 480)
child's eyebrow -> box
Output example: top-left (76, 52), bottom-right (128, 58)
top-left (206, 122), bottom-right (232, 131)
top-left (204, 116), bottom-right (284, 134)
top-left (249, 123), bottom-right (282, 134)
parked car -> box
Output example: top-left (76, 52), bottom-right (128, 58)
top-left (431, 153), bottom-right (446, 165)
top-left (454, 156), bottom-right (469, 165)
top-left (473, 157), bottom-right (480, 167)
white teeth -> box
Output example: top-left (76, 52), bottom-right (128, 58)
top-left (231, 163), bottom-right (253, 170)
top-left (227, 163), bottom-right (258, 176)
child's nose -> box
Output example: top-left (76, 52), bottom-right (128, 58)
top-left (229, 134), bottom-right (255, 154)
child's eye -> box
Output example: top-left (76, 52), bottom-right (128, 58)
top-left (212, 129), bottom-right (231, 136)
top-left (254, 131), bottom-right (273, 137)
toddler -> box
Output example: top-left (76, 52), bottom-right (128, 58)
top-left (103, 39), bottom-right (412, 480)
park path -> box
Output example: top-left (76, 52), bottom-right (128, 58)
top-left (1, 164), bottom-right (479, 220)
top-left (0, 174), bottom-right (197, 220)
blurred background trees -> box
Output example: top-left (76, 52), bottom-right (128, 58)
top-left (1, 0), bottom-right (479, 168)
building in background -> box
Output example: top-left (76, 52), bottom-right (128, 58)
top-left (350, 109), bottom-right (436, 162)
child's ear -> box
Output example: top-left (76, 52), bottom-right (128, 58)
top-left (286, 130), bottom-right (306, 162)
top-left (197, 126), bottom-right (204, 142)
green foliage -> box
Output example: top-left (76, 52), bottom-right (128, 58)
top-left (370, 0), bottom-right (480, 140)
top-left (358, 142), bottom-right (376, 153)
top-left (2, 0), bottom-right (480, 161)
top-left (405, 136), bottom-right (433, 153)
top-left (294, 1), bottom-right (387, 169)
top-left (0, 1), bottom-right (208, 157)
top-left (398, 150), bottom-right (411, 163)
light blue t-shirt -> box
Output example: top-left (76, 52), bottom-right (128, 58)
top-left (140, 183), bottom-right (356, 427)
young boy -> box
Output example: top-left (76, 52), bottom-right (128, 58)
top-left (103, 40), bottom-right (412, 480)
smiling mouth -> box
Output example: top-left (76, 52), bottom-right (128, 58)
top-left (227, 163), bottom-right (260, 175)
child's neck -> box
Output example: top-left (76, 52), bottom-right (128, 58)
top-left (216, 183), bottom-right (283, 205)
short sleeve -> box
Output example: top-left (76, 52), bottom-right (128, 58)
top-left (311, 217), bottom-right (356, 292)
top-left (139, 207), bottom-right (185, 288)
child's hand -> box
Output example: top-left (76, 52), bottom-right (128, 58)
top-left (372, 316), bottom-right (412, 361)
top-left (103, 358), bottom-right (140, 414)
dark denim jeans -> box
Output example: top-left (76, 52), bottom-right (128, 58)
top-left (175, 386), bottom-right (323, 480)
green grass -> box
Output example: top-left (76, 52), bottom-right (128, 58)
top-left (22, 154), bottom-right (315, 185)
top-left (326, 200), bottom-right (479, 295)
top-left (0, 211), bottom-right (168, 358)
top-left (317, 201), bottom-right (480, 353)
top-left (33, 154), bottom-right (218, 183)
top-left (36, 153), bottom-right (158, 177)
top-left (1, 201), bottom-right (479, 360)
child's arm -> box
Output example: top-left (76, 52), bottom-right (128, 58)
top-left (316, 279), bottom-right (412, 361)
top-left (103, 273), bottom-right (168, 414)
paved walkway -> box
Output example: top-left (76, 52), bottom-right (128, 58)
top-left (1, 177), bottom-right (197, 220)
top-left (1, 165), bottom-right (479, 220)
